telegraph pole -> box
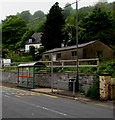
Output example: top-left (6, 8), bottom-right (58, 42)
top-left (63, 0), bottom-right (81, 92)
top-left (76, 0), bottom-right (79, 92)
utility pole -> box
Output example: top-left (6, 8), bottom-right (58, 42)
top-left (76, 0), bottom-right (79, 92)
top-left (62, 0), bottom-right (81, 92)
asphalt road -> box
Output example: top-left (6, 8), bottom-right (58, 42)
top-left (1, 86), bottom-right (113, 118)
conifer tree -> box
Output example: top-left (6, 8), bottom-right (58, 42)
top-left (41, 2), bottom-right (65, 50)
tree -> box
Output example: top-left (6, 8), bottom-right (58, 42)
top-left (41, 2), bottom-right (65, 50)
top-left (17, 10), bottom-right (31, 23)
top-left (2, 15), bottom-right (28, 50)
top-left (29, 46), bottom-right (35, 60)
top-left (63, 10), bottom-right (77, 46)
top-left (15, 30), bottom-right (34, 48)
top-left (79, 7), bottom-right (114, 45)
top-left (62, 3), bottom-right (73, 19)
top-left (32, 10), bottom-right (45, 19)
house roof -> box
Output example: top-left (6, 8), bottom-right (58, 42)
top-left (26, 32), bottom-right (42, 44)
top-left (43, 40), bottom-right (98, 54)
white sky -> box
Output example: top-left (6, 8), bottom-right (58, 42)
top-left (0, 0), bottom-right (114, 21)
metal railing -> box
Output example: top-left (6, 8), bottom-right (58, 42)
top-left (40, 58), bottom-right (99, 68)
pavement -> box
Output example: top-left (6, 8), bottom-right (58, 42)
top-left (2, 82), bottom-right (114, 109)
top-left (30, 87), bottom-right (114, 109)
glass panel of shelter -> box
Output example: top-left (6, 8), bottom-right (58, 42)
top-left (22, 67), bottom-right (27, 86)
top-left (28, 67), bottom-right (34, 88)
top-left (18, 68), bottom-right (23, 86)
top-left (18, 67), bottom-right (34, 88)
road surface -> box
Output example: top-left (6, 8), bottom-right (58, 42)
top-left (1, 86), bottom-right (113, 118)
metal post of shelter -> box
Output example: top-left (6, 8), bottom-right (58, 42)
top-left (51, 53), bottom-right (53, 92)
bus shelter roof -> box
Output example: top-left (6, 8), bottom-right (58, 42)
top-left (18, 62), bottom-right (46, 67)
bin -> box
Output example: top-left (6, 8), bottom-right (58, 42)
top-left (69, 78), bottom-right (76, 91)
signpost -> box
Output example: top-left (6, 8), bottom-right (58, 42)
top-left (51, 53), bottom-right (56, 92)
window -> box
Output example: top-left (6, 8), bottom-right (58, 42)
top-left (29, 39), bottom-right (32, 43)
top-left (71, 51), bottom-right (77, 56)
top-left (45, 55), bottom-right (49, 59)
top-left (96, 51), bottom-right (103, 61)
top-left (57, 53), bottom-right (61, 58)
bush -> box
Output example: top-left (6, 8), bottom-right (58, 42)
top-left (79, 61), bottom-right (115, 77)
top-left (97, 61), bottom-right (115, 77)
top-left (86, 78), bottom-right (100, 99)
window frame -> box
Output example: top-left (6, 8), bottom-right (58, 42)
top-left (71, 51), bottom-right (77, 57)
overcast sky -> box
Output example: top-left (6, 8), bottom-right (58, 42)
top-left (0, 0), bottom-right (114, 21)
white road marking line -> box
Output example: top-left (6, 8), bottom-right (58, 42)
top-left (3, 94), bottom-right (68, 117)
top-left (15, 95), bottom-right (21, 98)
top-left (42, 94), bottom-right (58, 98)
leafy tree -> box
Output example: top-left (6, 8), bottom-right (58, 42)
top-left (63, 2), bottom-right (115, 46)
top-left (41, 2), bottom-right (65, 50)
top-left (3, 49), bottom-right (33, 62)
top-left (2, 15), bottom-right (28, 50)
top-left (32, 10), bottom-right (45, 19)
top-left (34, 17), bottom-right (46, 32)
top-left (35, 46), bottom-right (45, 60)
top-left (78, 6), bottom-right (94, 21)
top-left (63, 10), bottom-right (77, 46)
top-left (15, 29), bottom-right (34, 48)
top-left (17, 10), bottom-right (31, 23)
top-left (29, 46), bottom-right (35, 60)
top-left (79, 7), bottom-right (114, 45)
top-left (37, 46), bottom-right (45, 54)
top-left (27, 16), bottom-right (46, 32)
top-left (62, 3), bottom-right (73, 19)
top-left (63, 24), bottom-right (76, 46)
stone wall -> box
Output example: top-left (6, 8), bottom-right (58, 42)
top-left (35, 72), bottom-right (98, 92)
top-left (2, 70), bottom-right (98, 92)
top-left (2, 70), bottom-right (18, 83)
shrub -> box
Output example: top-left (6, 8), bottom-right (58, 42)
top-left (98, 61), bottom-right (115, 77)
top-left (86, 78), bottom-right (100, 99)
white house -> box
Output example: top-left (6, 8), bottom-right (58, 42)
top-left (25, 32), bottom-right (42, 52)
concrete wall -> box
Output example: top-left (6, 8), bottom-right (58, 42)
top-left (2, 70), bottom-right (98, 92)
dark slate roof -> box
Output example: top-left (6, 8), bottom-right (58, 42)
top-left (26, 32), bottom-right (42, 44)
top-left (43, 40), bottom-right (98, 54)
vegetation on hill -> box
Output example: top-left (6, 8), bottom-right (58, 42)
top-left (16, 10), bottom-right (46, 32)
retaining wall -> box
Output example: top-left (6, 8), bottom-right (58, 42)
top-left (2, 70), bottom-right (98, 92)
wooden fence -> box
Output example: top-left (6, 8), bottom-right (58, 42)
top-left (2, 58), bottom-right (99, 69)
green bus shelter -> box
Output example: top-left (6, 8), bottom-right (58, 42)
top-left (17, 62), bottom-right (46, 88)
